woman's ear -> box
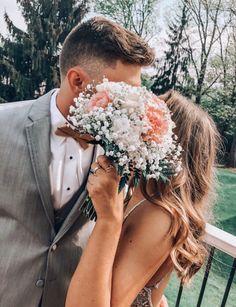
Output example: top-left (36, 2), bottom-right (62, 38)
top-left (66, 67), bottom-right (90, 95)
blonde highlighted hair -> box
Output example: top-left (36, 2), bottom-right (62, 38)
top-left (127, 90), bottom-right (220, 284)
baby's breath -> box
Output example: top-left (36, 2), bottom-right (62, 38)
top-left (68, 79), bottom-right (182, 182)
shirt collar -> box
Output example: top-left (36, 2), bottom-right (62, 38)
top-left (50, 89), bottom-right (68, 145)
top-left (50, 90), bottom-right (92, 150)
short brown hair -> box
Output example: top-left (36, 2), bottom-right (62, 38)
top-left (59, 17), bottom-right (155, 78)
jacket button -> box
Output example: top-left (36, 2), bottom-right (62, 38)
top-left (36, 279), bottom-right (44, 288)
top-left (52, 244), bottom-right (57, 251)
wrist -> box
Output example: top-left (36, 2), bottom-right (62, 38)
top-left (93, 199), bottom-right (124, 225)
top-left (96, 216), bottom-right (123, 231)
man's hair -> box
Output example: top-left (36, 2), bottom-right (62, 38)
top-left (59, 17), bottom-right (155, 79)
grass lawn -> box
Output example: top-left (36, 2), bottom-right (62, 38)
top-left (165, 168), bottom-right (236, 307)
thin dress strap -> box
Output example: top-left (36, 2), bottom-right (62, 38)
top-left (123, 198), bottom-right (147, 222)
top-left (123, 198), bottom-right (162, 291)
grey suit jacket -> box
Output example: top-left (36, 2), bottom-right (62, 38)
top-left (0, 90), bottom-right (99, 307)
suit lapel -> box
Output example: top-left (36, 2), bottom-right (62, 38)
top-left (54, 144), bottom-right (102, 242)
top-left (25, 90), bottom-right (56, 230)
top-left (25, 89), bottom-right (103, 240)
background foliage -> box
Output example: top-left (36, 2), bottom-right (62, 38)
top-left (0, 0), bottom-right (88, 101)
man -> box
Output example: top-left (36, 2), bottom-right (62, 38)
top-left (0, 17), bottom-right (155, 307)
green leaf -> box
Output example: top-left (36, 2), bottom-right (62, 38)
top-left (117, 165), bottom-right (125, 176)
top-left (159, 174), bottom-right (170, 183)
top-left (133, 169), bottom-right (141, 187)
top-left (118, 175), bottom-right (129, 193)
top-left (80, 197), bottom-right (97, 221)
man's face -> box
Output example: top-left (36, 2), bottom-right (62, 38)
top-left (98, 60), bottom-right (142, 87)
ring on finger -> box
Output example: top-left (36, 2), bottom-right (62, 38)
top-left (89, 166), bottom-right (101, 175)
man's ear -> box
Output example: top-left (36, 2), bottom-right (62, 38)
top-left (66, 67), bottom-right (90, 95)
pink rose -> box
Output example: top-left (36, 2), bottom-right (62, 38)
top-left (87, 91), bottom-right (111, 111)
top-left (143, 101), bottom-right (168, 143)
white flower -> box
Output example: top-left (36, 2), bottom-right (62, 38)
top-left (86, 124), bottom-right (91, 130)
top-left (128, 145), bottom-right (136, 151)
top-left (120, 99), bottom-right (139, 110)
top-left (70, 105), bottom-right (76, 113)
top-left (95, 135), bottom-right (101, 141)
top-left (118, 142), bottom-right (125, 150)
top-left (68, 79), bottom-right (182, 183)
top-left (150, 165), bottom-right (156, 171)
top-left (117, 117), bottom-right (130, 131)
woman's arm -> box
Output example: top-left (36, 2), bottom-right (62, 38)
top-left (66, 155), bottom-right (124, 307)
top-left (66, 218), bottom-right (122, 307)
top-left (152, 273), bottom-right (172, 307)
top-left (66, 155), bottom-right (174, 307)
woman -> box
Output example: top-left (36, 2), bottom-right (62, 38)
top-left (65, 90), bottom-right (220, 307)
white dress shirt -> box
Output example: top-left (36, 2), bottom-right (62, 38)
top-left (49, 90), bottom-right (94, 210)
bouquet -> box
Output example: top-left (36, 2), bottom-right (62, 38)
top-left (68, 79), bottom-right (182, 221)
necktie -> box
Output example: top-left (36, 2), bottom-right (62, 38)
top-left (55, 124), bottom-right (93, 149)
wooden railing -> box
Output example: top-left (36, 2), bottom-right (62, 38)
top-left (175, 223), bottom-right (236, 307)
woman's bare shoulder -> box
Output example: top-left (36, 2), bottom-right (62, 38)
top-left (122, 199), bottom-right (173, 245)
top-left (111, 200), bottom-right (174, 306)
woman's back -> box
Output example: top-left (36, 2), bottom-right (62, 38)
top-left (123, 199), bottom-right (166, 307)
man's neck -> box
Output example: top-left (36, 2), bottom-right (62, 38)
top-left (56, 89), bottom-right (75, 118)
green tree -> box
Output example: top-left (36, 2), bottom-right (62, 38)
top-left (151, 2), bottom-right (193, 96)
top-left (0, 0), bottom-right (88, 102)
top-left (184, 0), bottom-right (228, 104)
top-left (202, 6), bottom-right (236, 167)
top-left (201, 93), bottom-right (236, 165)
top-left (94, 0), bottom-right (160, 38)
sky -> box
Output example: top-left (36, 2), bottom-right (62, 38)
top-left (0, 0), bottom-right (26, 35)
top-left (0, 0), bottom-right (176, 37)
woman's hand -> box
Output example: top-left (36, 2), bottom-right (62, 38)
top-left (87, 155), bottom-right (124, 223)
top-left (66, 156), bottom-right (124, 307)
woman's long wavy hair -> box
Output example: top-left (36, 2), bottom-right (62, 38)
top-left (126, 90), bottom-right (221, 284)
